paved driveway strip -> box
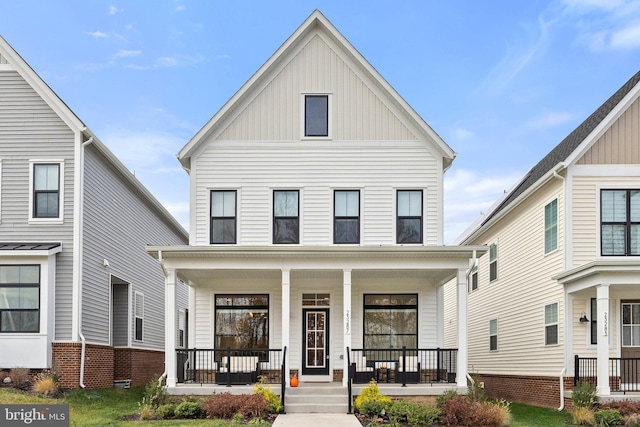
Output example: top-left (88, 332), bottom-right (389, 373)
top-left (272, 413), bottom-right (361, 427)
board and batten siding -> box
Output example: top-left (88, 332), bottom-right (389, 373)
top-left (193, 142), bottom-right (440, 246)
top-left (0, 69), bottom-right (76, 341)
top-left (216, 34), bottom-right (418, 143)
top-left (464, 179), bottom-right (565, 375)
top-left (81, 144), bottom-right (188, 349)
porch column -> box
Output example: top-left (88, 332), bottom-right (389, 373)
top-left (343, 269), bottom-right (352, 387)
top-left (165, 268), bottom-right (177, 388)
top-left (281, 269), bottom-right (290, 386)
top-left (596, 284), bottom-right (610, 396)
top-left (456, 268), bottom-right (468, 388)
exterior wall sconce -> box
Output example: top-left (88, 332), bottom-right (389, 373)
top-left (579, 312), bottom-right (589, 323)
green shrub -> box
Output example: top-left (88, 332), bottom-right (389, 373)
top-left (139, 374), bottom-right (167, 410)
top-left (388, 400), bottom-right (439, 426)
top-left (175, 400), bottom-right (201, 419)
top-left (155, 403), bottom-right (175, 419)
top-left (573, 381), bottom-right (597, 409)
top-left (353, 380), bottom-right (391, 416)
top-left (436, 389), bottom-right (458, 409)
top-left (253, 376), bottom-right (282, 413)
top-left (595, 409), bottom-right (622, 427)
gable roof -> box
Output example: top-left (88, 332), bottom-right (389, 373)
top-left (0, 35), bottom-right (187, 240)
top-left (178, 9), bottom-right (455, 170)
top-left (457, 70), bottom-right (640, 244)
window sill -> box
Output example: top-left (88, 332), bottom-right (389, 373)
top-left (28, 218), bottom-right (64, 225)
top-left (301, 136), bottom-right (332, 141)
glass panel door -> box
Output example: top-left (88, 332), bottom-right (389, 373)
top-left (302, 308), bottom-right (329, 375)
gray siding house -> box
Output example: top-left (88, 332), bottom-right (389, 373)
top-left (0, 36), bottom-right (188, 389)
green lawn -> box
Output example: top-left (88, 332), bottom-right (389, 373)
top-left (0, 386), bottom-right (572, 426)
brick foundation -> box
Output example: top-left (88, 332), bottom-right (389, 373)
top-left (52, 343), bottom-right (164, 389)
top-left (478, 373), bottom-right (569, 409)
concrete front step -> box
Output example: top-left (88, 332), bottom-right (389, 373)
top-left (285, 384), bottom-right (349, 414)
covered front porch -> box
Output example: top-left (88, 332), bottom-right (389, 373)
top-left (557, 260), bottom-right (640, 398)
top-left (147, 245), bottom-right (485, 395)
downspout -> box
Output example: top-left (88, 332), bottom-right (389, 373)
top-left (558, 367), bottom-right (566, 411)
top-left (77, 136), bottom-right (94, 389)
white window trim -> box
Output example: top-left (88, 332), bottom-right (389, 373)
top-left (544, 198), bottom-right (559, 255)
top-left (489, 240), bottom-right (498, 282)
top-left (544, 301), bottom-right (559, 346)
top-left (489, 318), bottom-right (498, 351)
top-left (469, 266), bottom-right (478, 293)
top-left (28, 159), bottom-right (65, 224)
top-left (301, 93), bottom-right (333, 140)
top-left (134, 290), bottom-right (144, 342)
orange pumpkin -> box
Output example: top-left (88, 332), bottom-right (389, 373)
top-left (290, 374), bottom-right (299, 387)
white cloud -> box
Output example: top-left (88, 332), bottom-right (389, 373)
top-left (610, 20), bottom-right (640, 49)
top-left (452, 127), bottom-right (474, 141)
top-left (175, 5), bottom-right (186, 12)
top-left (108, 5), bottom-right (123, 15)
top-left (86, 31), bottom-right (108, 38)
top-left (525, 110), bottom-right (575, 129)
top-left (161, 201), bottom-right (190, 230)
top-left (443, 168), bottom-right (525, 244)
top-left (114, 49), bottom-right (142, 58)
top-left (101, 130), bottom-right (183, 171)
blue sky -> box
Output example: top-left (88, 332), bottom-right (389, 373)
top-left (1, 1), bottom-right (639, 243)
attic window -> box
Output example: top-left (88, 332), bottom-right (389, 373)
top-left (304, 95), bottom-right (328, 137)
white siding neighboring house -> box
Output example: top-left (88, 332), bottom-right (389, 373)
top-left (445, 70), bottom-right (640, 408)
top-left (0, 36), bottom-right (189, 389)
top-left (147, 10), bottom-right (485, 397)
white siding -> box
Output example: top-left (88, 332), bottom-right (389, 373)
top-left (82, 144), bottom-right (188, 349)
top-left (0, 70), bottom-right (76, 340)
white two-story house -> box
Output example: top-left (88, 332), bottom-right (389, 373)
top-left (445, 70), bottom-right (640, 408)
top-left (0, 35), bottom-right (188, 389)
top-left (148, 10), bottom-right (485, 396)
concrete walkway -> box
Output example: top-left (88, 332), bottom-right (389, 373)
top-left (272, 413), bottom-right (361, 427)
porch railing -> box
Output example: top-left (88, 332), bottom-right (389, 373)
top-left (575, 355), bottom-right (640, 393)
top-left (349, 347), bottom-right (457, 386)
top-left (176, 347), bottom-right (285, 387)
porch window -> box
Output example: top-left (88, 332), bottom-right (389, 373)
top-left (489, 242), bottom-right (498, 282)
top-left (363, 294), bottom-right (417, 355)
top-left (601, 189), bottom-right (640, 256)
top-left (397, 190), bottom-right (422, 244)
top-left (489, 318), bottom-right (498, 351)
top-left (590, 298), bottom-right (597, 345)
top-left (545, 302), bottom-right (558, 346)
top-left (334, 190), bottom-right (359, 244)
top-left (210, 190), bottom-right (236, 244)
top-left (273, 190), bottom-right (299, 244)
top-left (215, 295), bottom-right (269, 356)
top-left (0, 265), bottom-right (40, 333)
top-left (545, 199), bottom-right (558, 254)
top-left (622, 303), bottom-right (640, 346)
top-left (304, 95), bottom-right (329, 137)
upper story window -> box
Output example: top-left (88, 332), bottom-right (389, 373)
top-left (273, 190), bottom-right (299, 244)
top-left (33, 163), bottom-right (60, 219)
top-left (601, 189), bottom-right (640, 256)
top-left (545, 199), bottom-right (558, 254)
top-left (211, 190), bottom-right (237, 244)
top-left (334, 190), bottom-right (360, 244)
top-left (397, 190), bottom-right (422, 244)
top-left (470, 266), bottom-right (478, 292)
top-left (304, 95), bottom-right (329, 137)
top-left (489, 242), bottom-right (498, 282)
top-left (544, 302), bottom-right (558, 346)
top-left (0, 265), bottom-right (40, 333)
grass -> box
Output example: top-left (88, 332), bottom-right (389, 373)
top-left (0, 385), bottom-right (572, 426)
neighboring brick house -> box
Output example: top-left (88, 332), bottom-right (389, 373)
top-left (0, 35), bottom-right (188, 389)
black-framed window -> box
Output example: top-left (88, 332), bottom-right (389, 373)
top-left (305, 95), bottom-right (328, 137)
top-left (590, 298), bottom-right (597, 345)
top-left (363, 294), bottom-right (417, 354)
top-left (489, 243), bottom-right (498, 282)
top-left (545, 199), bottom-right (558, 254)
top-left (134, 291), bottom-right (144, 341)
top-left (601, 189), bottom-right (640, 256)
top-left (334, 190), bottom-right (359, 244)
top-left (273, 190), bottom-right (299, 244)
top-left (0, 265), bottom-right (40, 333)
top-left (215, 294), bottom-right (269, 358)
top-left (545, 302), bottom-right (558, 346)
top-left (489, 318), bottom-right (498, 351)
top-left (211, 190), bottom-right (237, 244)
top-left (33, 163), bottom-right (60, 218)
top-left (397, 190), bottom-right (422, 244)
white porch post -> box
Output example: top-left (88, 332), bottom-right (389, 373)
top-left (456, 268), bottom-right (468, 388)
top-left (165, 268), bottom-right (177, 388)
top-left (343, 269), bottom-right (352, 387)
top-left (596, 284), bottom-right (610, 396)
top-left (281, 269), bottom-right (290, 386)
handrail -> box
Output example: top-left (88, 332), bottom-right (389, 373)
top-left (346, 346), bottom-right (352, 414)
top-left (281, 346), bottom-right (287, 414)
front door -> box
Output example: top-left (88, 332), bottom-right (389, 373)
top-left (302, 308), bottom-right (329, 376)
top-left (621, 302), bottom-right (640, 387)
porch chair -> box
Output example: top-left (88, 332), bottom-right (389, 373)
top-left (351, 356), bottom-right (375, 383)
top-left (395, 356), bottom-right (420, 384)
